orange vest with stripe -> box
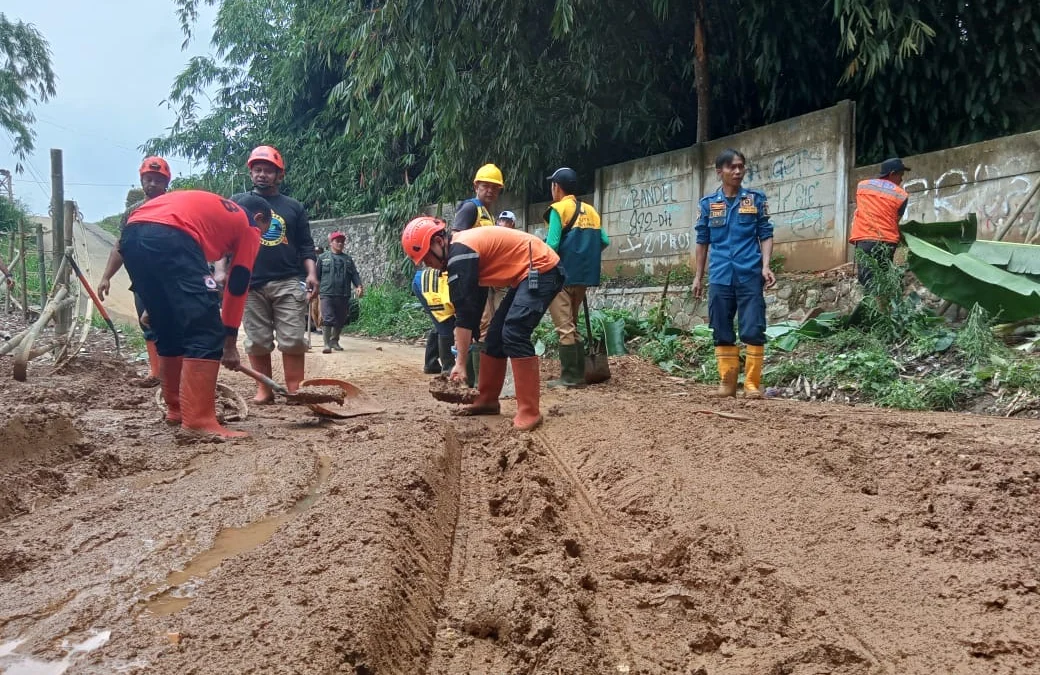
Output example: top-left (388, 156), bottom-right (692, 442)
top-left (849, 178), bottom-right (909, 244)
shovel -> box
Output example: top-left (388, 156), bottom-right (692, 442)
top-left (235, 365), bottom-right (346, 406)
top-left (582, 297), bottom-right (611, 384)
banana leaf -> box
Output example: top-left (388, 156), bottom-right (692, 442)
top-left (905, 233), bottom-right (1040, 322)
top-left (967, 240), bottom-right (1040, 282)
top-left (901, 215), bottom-right (977, 253)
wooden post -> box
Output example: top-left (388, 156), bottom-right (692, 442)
top-left (4, 232), bottom-right (13, 313)
top-left (18, 218), bottom-right (28, 322)
top-left (50, 150), bottom-right (65, 269)
top-left (35, 222), bottom-right (47, 308)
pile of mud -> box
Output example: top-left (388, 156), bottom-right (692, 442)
top-left (0, 407), bottom-right (87, 521)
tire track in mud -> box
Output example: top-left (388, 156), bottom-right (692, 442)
top-left (424, 420), bottom-right (623, 674)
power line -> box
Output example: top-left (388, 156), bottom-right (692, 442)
top-left (3, 130), bottom-right (52, 202)
top-left (19, 178), bottom-right (136, 188)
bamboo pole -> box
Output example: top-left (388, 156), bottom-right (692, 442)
top-left (995, 180), bottom-right (1040, 242)
top-left (35, 222), bottom-right (47, 308)
top-left (19, 219), bottom-right (28, 322)
top-left (4, 233), bottom-right (13, 312)
top-left (56, 201), bottom-right (76, 336)
top-left (12, 285), bottom-right (68, 381)
top-left (0, 297), bottom-right (75, 356)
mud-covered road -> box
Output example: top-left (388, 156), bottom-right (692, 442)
top-left (1, 337), bottom-right (1038, 674)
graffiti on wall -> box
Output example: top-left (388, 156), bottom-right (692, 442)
top-left (903, 162), bottom-right (1038, 237)
top-left (743, 145), bottom-right (836, 243)
top-left (605, 175), bottom-right (694, 259)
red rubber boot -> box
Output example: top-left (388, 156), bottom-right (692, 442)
top-left (180, 358), bottom-right (248, 438)
top-left (159, 356), bottom-right (183, 425)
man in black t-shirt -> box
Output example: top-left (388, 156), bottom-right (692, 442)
top-left (235, 145), bottom-right (318, 403)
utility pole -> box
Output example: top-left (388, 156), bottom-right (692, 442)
top-left (50, 149), bottom-right (64, 270)
top-left (0, 169), bottom-right (12, 201)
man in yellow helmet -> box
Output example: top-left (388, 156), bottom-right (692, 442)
top-left (451, 163), bottom-right (505, 383)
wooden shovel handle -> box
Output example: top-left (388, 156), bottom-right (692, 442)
top-left (235, 364), bottom-right (290, 396)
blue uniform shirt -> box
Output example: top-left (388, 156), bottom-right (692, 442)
top-left (695, 187), bottom-right (773, 286)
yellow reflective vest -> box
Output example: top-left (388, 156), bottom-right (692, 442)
top-left (420, 268), bottom-right (455, 323)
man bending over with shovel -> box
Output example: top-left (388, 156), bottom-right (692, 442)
top-left (402, 216), bottom-right (564, 431)
top-left (121, 190), bottom-right (264, 438)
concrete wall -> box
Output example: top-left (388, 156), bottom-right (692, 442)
top-left (850, 130), bottom-right (1040, 243)
top-left (597, 101), bottom-right (855, 275)
top-left (311, 213), bottom-right (391, 285)
top-left (587, 272), bottom-right (868, 329)
top-left (708, 101), bottom-right (855, 272)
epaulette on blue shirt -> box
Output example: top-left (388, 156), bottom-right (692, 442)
top-left (695, 187), bottom-right (773, 286)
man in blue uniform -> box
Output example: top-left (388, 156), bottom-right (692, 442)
top-left (693, 149), bottom-right (776, 398)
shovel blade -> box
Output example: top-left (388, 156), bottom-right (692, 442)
top-left (301, 377), bottom-right (385, 418)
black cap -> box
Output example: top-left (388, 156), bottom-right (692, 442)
top-left (879, 158), bottom-right (910, 177)
top-left (230, 192), bottom-right (272, 229)
top-left (547, 167), bottom-right (578, 184)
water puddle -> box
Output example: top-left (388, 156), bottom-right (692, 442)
top-left (0, 631), bottom-right (110, 675)
top-left (142, 455), bottom-right (331, 616)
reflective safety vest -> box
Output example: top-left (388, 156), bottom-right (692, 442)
top-left (469, 197), bottom-right (496, 228)
top-left (849, 179), bottom-right (908, 244)
top-left (545, 195), bottom-right (604, 286)
top-left (420, 268), bottom-right (454, 323)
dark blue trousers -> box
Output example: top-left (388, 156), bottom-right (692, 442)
top-left (486, 266), bottom-right (566, 359)
top-left (120, 224), bottom-right (225, 360)
top-left (708, 277), bottom-right (766, 346)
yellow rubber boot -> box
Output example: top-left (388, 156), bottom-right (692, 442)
top-left (743, 344), bottom-right (765, 399)
top-left (713, 345), bottom-right (740, 397)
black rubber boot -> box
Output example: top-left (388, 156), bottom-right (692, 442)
top-left (466, 341), bottom-right (485, 388)
top-left (322, 326), bottom-right (333, 354)
top-left (330, 326), bottom-right (345, 351)
top-left (438, 335), bottom-right (456, 373)
top-left (423, 330), bottom-right (440, 373)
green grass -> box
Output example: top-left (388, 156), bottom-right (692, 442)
top-left (344, 283), bottom-right (430, 340)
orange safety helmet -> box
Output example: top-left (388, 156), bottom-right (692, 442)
top-left (247, 145), bottom-right (285, 171)
top-left (401, 216), bottom-right (447, 264)
top-left (139, 156), bottom-right (171, 180)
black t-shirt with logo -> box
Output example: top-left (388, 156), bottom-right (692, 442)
top-left (232, 190), bottom-right (316, 288)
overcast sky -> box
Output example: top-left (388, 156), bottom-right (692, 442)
top-left (2, 1), bottom-right (217, 221)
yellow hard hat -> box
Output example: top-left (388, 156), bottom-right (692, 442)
top-left (473, 163), bottom-right (504, 187)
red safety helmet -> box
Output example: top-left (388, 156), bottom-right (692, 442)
top-left (328, 231), bottom-right (346, 242)
top-left (139, 156), bottom-right (171, 180)
top-left (401, 216), bottom-right (447, 264)
top-left (247, 145), bottom-right (285, 171)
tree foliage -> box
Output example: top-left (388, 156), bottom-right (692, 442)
top-left (156, 0), bottom-right (1039, 234)
top-left (0, 13), bottom-right (57, 167)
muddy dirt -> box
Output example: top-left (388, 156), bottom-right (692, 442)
top-left (285, 384), bottom-right (345, 406)
top-left (1, 334), bottom-right (1039, 674)
top-left (430, 374), bottom-right (480, 404)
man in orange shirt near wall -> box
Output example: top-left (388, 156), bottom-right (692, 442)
top-left (848, 158), bottom-right (910, 287)
top-left (402, 217), bottom-right (564, 431)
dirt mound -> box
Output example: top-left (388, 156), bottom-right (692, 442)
top-left (0, 407), bottom-right (87, 521)
top-left (429, 375), bottom-right (478, 404)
